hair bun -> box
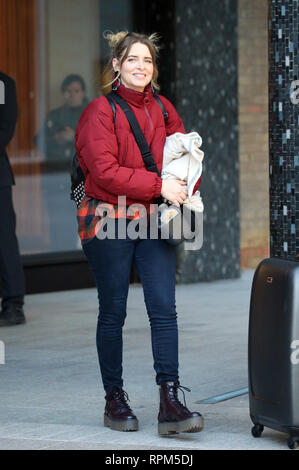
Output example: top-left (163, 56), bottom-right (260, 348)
top-left (103, 30), bottom-right (129, 49)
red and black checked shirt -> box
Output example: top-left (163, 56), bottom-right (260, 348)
top-left (77, 196), bottom-right (156, 245)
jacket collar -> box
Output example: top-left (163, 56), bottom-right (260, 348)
top-left (115, 81), bottom-right (154, 108)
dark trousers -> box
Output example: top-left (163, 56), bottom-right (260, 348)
top-left (83, 220), bottom-right (179, 392)
top-left (0, 187), bottom-right (25, 310)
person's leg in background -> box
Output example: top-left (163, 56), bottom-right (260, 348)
top-left (134, 236), bottom-right (204, 435)
top-left (82, 222), bottom-right (139, 431)
top-left (0, 186), bottom-right (25, 326)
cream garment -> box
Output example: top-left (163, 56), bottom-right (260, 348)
top-left (161, 131), bottom-right (204, 212)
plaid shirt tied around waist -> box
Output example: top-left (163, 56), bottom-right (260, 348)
top-left (77, 196), bottom-right (157, 245)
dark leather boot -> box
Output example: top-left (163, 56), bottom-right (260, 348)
top-left (158, 381), bottom-right (204, 435)
top-left (0, 305), bottom-right (26, 327)
top-left (104, 387), bottom-right (138, 431)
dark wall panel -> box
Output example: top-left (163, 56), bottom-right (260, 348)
top-left (174, 0), bottom-right (240, 282)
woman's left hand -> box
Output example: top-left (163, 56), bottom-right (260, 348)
top-left (54, 126), bottom-right (75, 144)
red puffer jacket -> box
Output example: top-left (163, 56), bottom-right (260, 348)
top-left (75, 82), bottom-right (201, 210)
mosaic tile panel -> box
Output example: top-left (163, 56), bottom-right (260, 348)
top-left (269, 0), bottom-right (299, 259)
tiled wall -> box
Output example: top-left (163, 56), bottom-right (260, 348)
top-left (269, 0), bottom-right (299, 259)
top-left (174, 0), bottom-right (240, 282)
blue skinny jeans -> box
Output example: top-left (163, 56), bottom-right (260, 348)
top-left (82, 219), bottom-right (179, 393)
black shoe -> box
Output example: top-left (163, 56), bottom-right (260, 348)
top-left (0, 305), bottom-right (26, 326)
top-left (104, 387), bottom-right (139, 432)
top-left (158, 382), bottom-right (204, 435)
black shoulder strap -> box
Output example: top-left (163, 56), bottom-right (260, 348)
top-left (105, 92), bottom-right (116, 124)
top-left (109, 92), bottom-right (161, 177)
top-left (153, 95), bottom-right (168, 124)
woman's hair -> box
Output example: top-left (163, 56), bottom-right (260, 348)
top-left (101, 31), bottom-right (161, 93)
top-left (61, 74), bottom-right (86, 93)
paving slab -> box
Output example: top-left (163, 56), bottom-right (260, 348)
top-left (0, 269), bottom-right (291, 450)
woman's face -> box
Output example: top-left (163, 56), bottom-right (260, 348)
top-left (113, 42), bottom-right (154, 92)
top-left (63, 81), bottom-right (85, 107)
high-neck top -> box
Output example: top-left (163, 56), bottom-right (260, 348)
top-left (114, 81), bottom-right (154, 108)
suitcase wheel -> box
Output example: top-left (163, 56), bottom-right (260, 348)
top-left (287, 437), bottom-right (299, 450)
top-left (251, 424), bottom-right (264, 438)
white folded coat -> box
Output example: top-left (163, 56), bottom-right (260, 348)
top-left (161, 131), bottom-right (204, 213)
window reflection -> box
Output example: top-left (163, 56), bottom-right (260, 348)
top-left (9, 0), bottom-right (132, 255)
top-left (35, 74), bottom-right (89, 165)
top-left (34, 75), bottom-right (89, 252)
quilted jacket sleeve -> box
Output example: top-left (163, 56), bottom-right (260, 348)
top-left (75, 97), bottom-right (162, 201)
top-left (158, 95), bottom-right (202, 194)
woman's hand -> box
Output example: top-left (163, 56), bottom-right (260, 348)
top-left (161, 179), bottom-right (188, 207)
top-left (53, 126), bottom-right (75, 144)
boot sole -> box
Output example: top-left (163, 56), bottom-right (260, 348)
top-left (104, 413), bottom-right (138, 432)
top-left (158, 415), bottom-right (204, 436)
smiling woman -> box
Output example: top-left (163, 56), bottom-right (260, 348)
top-left (112, 43), bottom-right (154, 92)
top-left (101, 30), bottom-right (161, 94)
top-left (74, 31), bottom-right (204, 437)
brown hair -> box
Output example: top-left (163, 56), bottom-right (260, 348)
top-left (101, 31), bottom-right (161, 94)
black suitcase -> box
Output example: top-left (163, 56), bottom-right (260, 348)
top-left (248, 257), bottom-right (299, 449)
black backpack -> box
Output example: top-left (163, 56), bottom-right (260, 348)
top-left (70, 91), bottom-right (168, 206)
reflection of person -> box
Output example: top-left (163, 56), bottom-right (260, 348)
top-left (35, 74), bottom-right (88, 161)
top-left (75, 32), bottom-right (203, 435)
top-left (0, 71), bottom-right (26, 326)
top-left (35, 74), bottom-right (88, 252)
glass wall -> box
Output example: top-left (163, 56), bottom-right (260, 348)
top-left (9, 0), bottom-right (132, 254)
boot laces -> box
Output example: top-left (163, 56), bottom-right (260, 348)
top-left (109, 388), bottom-right (133, 412)
top-left (172, 383), bottom-right (191, 409)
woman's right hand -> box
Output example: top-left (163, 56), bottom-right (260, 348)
top-left (161, 179), bottom-right (188, 207)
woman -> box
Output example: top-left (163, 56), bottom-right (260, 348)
top-left (75, 31), bottom-right (203, 435)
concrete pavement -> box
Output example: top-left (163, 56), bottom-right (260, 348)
top-left (0, 269), bottom-right (292, 450)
